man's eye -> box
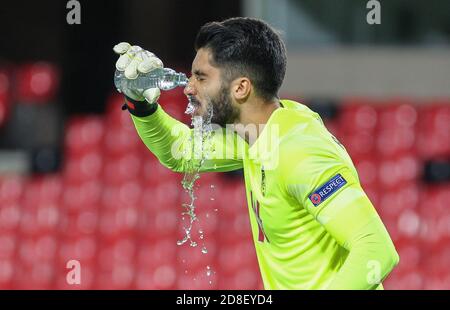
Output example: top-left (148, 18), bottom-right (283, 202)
top-left (196, 76), bottom-right (205, 82)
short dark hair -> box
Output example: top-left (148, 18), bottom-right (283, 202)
top-left (195, 17), bottom-right (287, 101)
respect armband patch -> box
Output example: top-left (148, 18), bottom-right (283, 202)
top-left (309, 174), bottom-right (347, 206)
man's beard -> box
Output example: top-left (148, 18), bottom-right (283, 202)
top-left (208, 84), bottom-right (240, 128)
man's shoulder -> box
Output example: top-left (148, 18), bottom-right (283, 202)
top-left (275, 100), bottom-right (339, 161)
top-left (276, 99), bottom-right (327, 142)
top-left (278, 99), bottom-right (323, 126)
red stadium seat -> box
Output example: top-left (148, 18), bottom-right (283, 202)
top-left (15, 62), bottom-right (59, 104)
top-left (64, 116), bottom-right (105, 157)
top-left (217, 266), bottom-right (261, 290)
top-left (340, 131), bottom-right (376, 157)
top-left (384, 270), bottom-right (424, 290)
top-left (0, 176), bottom-right (25, 205)
top-left (97, 207), bottom-right (140, 241)
top-left (63, 151), bottom-right (103, 185)
top-left (217, 242), bottom-right (258, 275)
top-left (417, 103), bottom-right (450, 159)
top-left (377, 101), bottom-right (417, 128)
top-left (13, 261), bottom-right (56, 289)
top-left (102, 154), bottom-right (142, 185)
top-left (177, 241), bottom-right (217, 271)
top-left (176, 266), bottom-right (218, 290)
top-left (135, 263), bottom-right (177, 290)
top-left (103, 126), bottom-right (142, 157)
top-left (0, 233), bottom-right (16, 260)
top-left (62, 181), bottom-right (103, 214)
top-left (376, 128), bottom-right (417, 157)
top-left (0, 203), bottom-right (22, 234)
top-left (141, 159), bottom-right (182, 185)
top-left (377, 155), bottom-right (420, 189)
top-left (58, 236), bottom-right (97, 264)
top-left (419, 186), bottom-right (450, 243)
top-left (97, 238), bottom-right (137, 271)
top-left (378, 183), bottom-right (420, 223)
top-left (18, 204), bottom-right (61, 236)
top-left (94, 264), bottom-right (137, 290)
top-left (0, 258), bottom-right (14, 289)
top-left (138, 208), bottom-right (178, 241)
top-left (422, 241), bottom-right (450, 288)
top-left (338, 99), bottom-right (378, 133)
top-left (16, 234), bottom-right (59, 266)
top-left (353, 157), bottom-right (378, 187)
top-left (59, 210), bottom-right (99, 239)
top-left (139, 179), bottom-right (181, 211)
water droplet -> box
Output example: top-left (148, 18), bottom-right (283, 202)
top-left (210, 197), bottom-right (215, 201)
top-left (201, 247), bottom-right (208, 254)
top-left (214, 209), bottom-right (218, 212)
top-left (199, 235), bottom-right (204, 240)
top-left (210, 184), bottom-right (215, 189)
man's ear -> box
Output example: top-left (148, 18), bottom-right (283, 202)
top-left (232, 78), bottom-right (251, 101)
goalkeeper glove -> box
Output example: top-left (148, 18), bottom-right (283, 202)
top-left (113, 42), bottom-right (163, 117)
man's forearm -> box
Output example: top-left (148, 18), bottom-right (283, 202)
top-left (131, 105), bottom-right (194, 172)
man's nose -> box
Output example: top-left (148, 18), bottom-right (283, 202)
top-left (184, 78), bottom-right (197, 96)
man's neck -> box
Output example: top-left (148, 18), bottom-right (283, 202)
top-left (232, 98), bottom-right (281, 146)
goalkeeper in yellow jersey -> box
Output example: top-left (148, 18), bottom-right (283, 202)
top-left (113, 17), bottom-right (399, 290)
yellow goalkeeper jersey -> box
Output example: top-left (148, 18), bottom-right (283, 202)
top-left (130, 99), bottom-right (399, 290)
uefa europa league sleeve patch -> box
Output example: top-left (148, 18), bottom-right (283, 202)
top-left (309, 174), bottom-right (347, 206)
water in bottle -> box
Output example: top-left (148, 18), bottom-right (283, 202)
top-left (114, 68), bottom-right (188, 96)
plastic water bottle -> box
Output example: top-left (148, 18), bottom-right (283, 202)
top-left (114, 68), bottom-right (188, 96)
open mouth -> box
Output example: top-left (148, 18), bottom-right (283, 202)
top-left (186, 95), bottom-right (202, 115)
top-left (191, 97), bottom-right (201, 108)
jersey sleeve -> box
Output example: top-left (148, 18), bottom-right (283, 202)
top-left (131, 105), bottom-right (244, 173)
top-left (283, 145), bottom-right (399, 289)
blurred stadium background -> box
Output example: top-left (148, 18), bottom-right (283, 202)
top-left (0, 0), bottom-right (449, 289)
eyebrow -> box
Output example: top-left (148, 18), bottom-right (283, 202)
top-left (192, 70), bottom-right (207, 77)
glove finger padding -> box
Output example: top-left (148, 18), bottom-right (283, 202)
top-left (116, 45), bottom-right (142, 73)
top-left (143, 88), bottom-right (161, 104)
top-left (138, 51), bottom-right (164, 74)
top-left (115, 43), bottom-right (136, 71)
top-left (113, 42), bottom-right (131, 55)
top-left (123, 46), bottom-right (144, 79)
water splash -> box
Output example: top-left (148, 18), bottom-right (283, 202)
top-left (177, 95), bottom-right (214, 248)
